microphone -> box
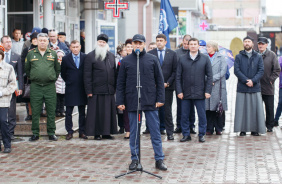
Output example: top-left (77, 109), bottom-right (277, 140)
top-left (135, 49), bottom-right (140, 55)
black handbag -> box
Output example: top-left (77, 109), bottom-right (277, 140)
top-left (216, 62), bottom-right (224, 116)
top-left (22, 79), bottom-right (30, 98)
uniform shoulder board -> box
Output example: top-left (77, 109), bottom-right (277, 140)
top-left (28, 48), bottom-right (35, 52)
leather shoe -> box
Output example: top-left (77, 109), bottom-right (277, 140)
top-left (274, 121), bottom-right (279, 127)
top-left (94, 135), bottom-right (101, 140)
top-left (25, 115), bottom-right (32, 121)
top-left (129, 160), bottom-right (138, 170)
top-left (267, 129), bottom-right (273, 132)
top-left (3, 148), bottom-right (11, 153)
top-left (199, 136), bottom-right (205, 142)
top-left (79, 133), bottom-right (88, 139)
top-left (66, 133), bottom-right (73, 140)
top-left (167, 134), bottom-right (174, 140)
top-left (155, 160), bottom-right (167, 171)
top-left (190, 128), bottom-right (197, 134)
top-left (60, 112), bottom-right (66, 117)
top-left (251, 132), bottom-right (260, 136)
top-left (173, 127), bottom-right (182, 133)
top-left (216, 131), bottom-right (222, 135)
top-left (118, 128), bottom-right (125, 134)
top-left (29, 135), bottom-right (39, 141)
top-left (102, 135), bottom-right (115, 139)
top-left (143, 129), bottom-right (150, 134)
top-left (239, 132), bottom-right (246, 136)
top-left (160, 130), bottom-right (166, 135)
top-left (49, 135), bottom-right (58, 141)
top-left (180, 136), bottom-right (191, 142)
top-left (206, 132), bottom-right (212, 135)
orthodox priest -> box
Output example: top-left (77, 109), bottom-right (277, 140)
top-left (84, 34), bottom-right (118, 140)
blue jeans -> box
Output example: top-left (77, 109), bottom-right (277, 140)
top-left (0, 107), bottom-right (11, 148)
top-left (181, 99), bottom-right (206, 137)
top-left (128, 111), bottom-right (165, 161)
top-left (176, 95), bottom-right (195, 129)
top-left (275, 88), bottom-right (282, 121)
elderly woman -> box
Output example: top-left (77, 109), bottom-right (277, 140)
top-left (0, 45), bottom-right (17, 153)
top-left (205, 41), bottom-right (228, 135)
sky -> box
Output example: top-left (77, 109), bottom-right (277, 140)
top-left (266, 0), bottom-right (282, 16)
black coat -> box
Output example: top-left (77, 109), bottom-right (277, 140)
top-left (9, 51), bottom-right (23, 90)
top-left (148, 48), bottom-right (178, 90)
top-left (84, 50), bottom-right (117, 95)
top-left (234, 50), bottom-right (264, 93)
top-left (116, 50), bottom-right (165, 111)
top-left (61, 52), bottom-right (87, 106)
top-left (176, 51), bottom-right (213, 99)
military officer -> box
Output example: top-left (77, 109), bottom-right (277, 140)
top-left (25, 33), bottom-right (60, 141)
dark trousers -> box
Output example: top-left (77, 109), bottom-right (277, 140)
top-left (117, 109), bottom-right (130, 132)
top-left (56, 93), bottom-right (65, 113)
top-left (8, 94), bottom-right (16, 136)
top-left (176, 94), bottom-right (195, 129)
top-left (206, 110), bottom-right (223, 133)
top-left (128, 111), bottom-right (164, 161)
top-left (275, 88), bottom-right (282, 122)
top-left (159, 90), bottom-right (174, 135)
top-left (181, 99), bottom-right (206, 137)
top-left (65, 105), bottom-right (86, 134)
top-left (262, 95), bottom-right (274, 129)
top-left (0, 107), bottom-right (11, 148)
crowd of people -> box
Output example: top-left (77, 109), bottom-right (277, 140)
top-left (0, 26), bottom-right (281, 171)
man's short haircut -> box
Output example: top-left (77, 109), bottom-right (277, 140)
top-left (149, 42), bottom-right (156, 46)
top-left (13, 28), bottom-right (21, 33)
top-left (183, 34), bottom-right (191, 41)
top-left (37, 33), bottom-right (49, 39)
top-left (70, 40), bottom-right (80, 45)
top-left (1, 35), bottom-right (11, 43)
top-left (188, 38), bottom-right (199, 45)
top-left (156, 34), bottom-right (167, 41)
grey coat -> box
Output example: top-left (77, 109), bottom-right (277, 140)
top-left (205, 53), bottom-right (228, 111)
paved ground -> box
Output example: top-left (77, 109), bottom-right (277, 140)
top-left (1, 68), bottom-right (282, 184)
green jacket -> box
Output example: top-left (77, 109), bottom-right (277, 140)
top-left (25, 47), bottom-right (60, 86)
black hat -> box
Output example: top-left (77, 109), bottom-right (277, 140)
top-left (41, 28), bottom-right (48, 34)
top-left (258, 37), bottom-right (269, 44)
top-left (97, 34), bottom-right (108, 43)
top-left (243, 35), bottom-right (254, 42)
top-left (30, 32), bottom-right (39, 40)
top-left (58, 32), bottom-right (66, 36)
top-left (132, 34), bottom-right (146, 43)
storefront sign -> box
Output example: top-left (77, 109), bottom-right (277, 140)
top-left (100, 25), bottom-right (116, 54)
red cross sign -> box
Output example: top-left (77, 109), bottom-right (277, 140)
top-left (199, 21), bottom-right (208, 31)
top-left (105, 0), bottom-right (129, 18)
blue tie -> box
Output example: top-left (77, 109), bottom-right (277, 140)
top-left (74, 56), bottom-right (79, 68)
top-left (5, 52), bottom-right (9, 63)
top-left (159, 50), bottom-right (164, 66)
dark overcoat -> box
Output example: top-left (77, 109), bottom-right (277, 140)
top-left (116, 50), bottom-right (165, 111)
top-left (61, 52), bottom-right (87, 106)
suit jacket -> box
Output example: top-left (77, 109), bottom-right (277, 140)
top-left (148, 48), bottom-right (177, 90)
top-left (8, 51), bottom-right (23, 90)
top-left (61, 52), bottom-right (87, 106)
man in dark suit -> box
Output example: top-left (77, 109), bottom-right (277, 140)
top-left (61, 40), bottom-right (88, 140)
top-left (1, 36), bottom-right (23, 140)
top-left (116, 34), bottom-right (167, 171)
top-left (148, 34), bottom-right (177, 140)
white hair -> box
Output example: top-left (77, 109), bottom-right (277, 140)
top-left (95, 44), bottom-right (108, 61)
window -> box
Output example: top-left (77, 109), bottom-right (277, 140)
top-left (236, 8), bottom-right (242, 17)
top-left (8, 0), bottom-right (33, 12)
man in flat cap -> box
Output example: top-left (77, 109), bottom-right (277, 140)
top-left (84, 33), bottom-right (117, 140)
top-left (234, 36), bottom-right (265, 136)
top-left (58, 32), bottom-right (70, 48)
top-left (116, 34), bottom-right (167, 171)
top-left (258, 37), bottom-right (281, 130)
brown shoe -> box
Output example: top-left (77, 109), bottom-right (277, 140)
top-left (79, 133), bottom-right (88, 139)
top-left (66, 133), bottom-right (73, 140)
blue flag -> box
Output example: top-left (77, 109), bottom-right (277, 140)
top-left (158, 0), bottom-right (178, 48)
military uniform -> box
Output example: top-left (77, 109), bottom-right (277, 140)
top-left (25, 47), bottom-right (60, 136)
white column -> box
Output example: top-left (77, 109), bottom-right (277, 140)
top-left (85, 0), bottom-right (93, 54)
top-left (43, 0), bottom-right (53, 29)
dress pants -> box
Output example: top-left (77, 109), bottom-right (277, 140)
top-left (275, 88), bottom-right (282, 122)
top-left (8, 94), bottom-right (16, 136)
top-left (56, 93), bottom-right (65, 113)
top-left (206, 110), bottom-right (223, 133)
top-left (262, 95), bottom-right (274, 129)
top-left (181, 99), bottom-right (206, 137)
top-left (65, 105), bottom-right (86, 134)
top-left (176, 94), bottom-right (195, 129)
top-left (0, 108), bottom-right (11, 148)
top-left (128, 111), bottom-right (165, 161)
top-left (159, 90), bottom-right (174, 135)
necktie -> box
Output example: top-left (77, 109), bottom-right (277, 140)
top-left (74, 56), bottom-right (79, 68)
top-left (5, 52), bottom-right (9, 63)
top-left (159, 50), bottom-right (164, 66)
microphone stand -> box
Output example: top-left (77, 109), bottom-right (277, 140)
top-left (115, 50), bottom-right (162, 179)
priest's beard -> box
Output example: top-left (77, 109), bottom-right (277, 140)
top-left (95, 45), bottom-right (108, 61)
